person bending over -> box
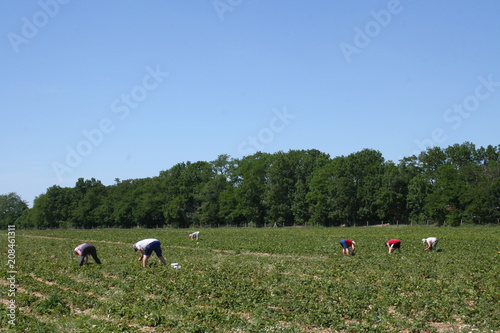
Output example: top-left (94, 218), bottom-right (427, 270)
top-left (133, 238), bottom-right (167, 268)
top-left (74, 243), bottom-right (101, 266)
top-left (385, 239), bottom-right (401, 254)
top-left (189, 231), bottom-right (200, 241)
top-left (339, 239), bottom-right (356, 255)
top-left (422, 237), bottom-right (438, 251)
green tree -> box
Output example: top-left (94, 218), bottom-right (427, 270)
top-left (161, 163), bottom-right (188, 227)
top-left (190, 155), bottom-right (239, 227)
top-left (15, 208), bottom-right (35, 229)
top-left (424, 164), bottom-right (467, 225)
top-left (307, 156), bottom-right (356, 226)
top-left (0, 192), bottom-right (28, 228)
top-left (161, 161), bottom-right (215, 227)
top-left (133, 178), bottom-right (165, 228)
top-left (445, 142), bottom-right (481, 168)
top-left (8, 142), bottom-right (499, 229)
top-left (71, 178), bottom-right (107, 228)
top-left (109, 179), bottom-right (139, 228)
top-left (407, 174), bottom-right (432, 224)
top-left (228, 152), bottom-right (270, 226)
top-left (345, 149), bottom-right (385, 224)
top-left (462, 160), bottom-right (500, 223)
top-left (419, 146), bottom-right (447, 176)
top-left (196, 174), bottom-right (227, 226)
top-left (289, 149), bottom-right (330, 225)
top-left (30, 193), bottom-right (50, 229)
top-left (264, 151), bottom-right (295, 226)
top-left (375, 162), bottom-right (408, 224)
top-left (29, 186), bottom-right (75, 229)
top-left (212, 155), bottom-right (239, 226)
top-left (218, 184), bottom-right (242, 226)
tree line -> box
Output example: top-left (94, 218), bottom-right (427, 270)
top-left (1, 142), bottom-right (499, 229)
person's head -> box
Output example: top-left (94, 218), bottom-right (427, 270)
top-left (133, 245), bottom-right (138, 251)
top-left (422, 238), bottom-right (427, 243)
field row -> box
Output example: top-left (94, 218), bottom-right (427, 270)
top-left (1, 226), bottom-right (499, 332)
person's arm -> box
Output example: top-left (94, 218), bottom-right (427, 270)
top-left (424, 241), bottom-right (430, 250)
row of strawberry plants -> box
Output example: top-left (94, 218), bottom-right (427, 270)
top-left (2, 226), bottom-right (499, 332)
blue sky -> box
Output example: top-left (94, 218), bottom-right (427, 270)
top-left (1, 1), bottom-right (499, 206)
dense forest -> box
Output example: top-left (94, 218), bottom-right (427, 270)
top-left (1, 142), bottom-right (499, 229)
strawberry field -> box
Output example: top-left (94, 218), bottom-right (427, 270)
top-left (1, 226), bottom-right (499, 332)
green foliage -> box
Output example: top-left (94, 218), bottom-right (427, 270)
top-left (4, 143), bottom-right (499, 228)
top-left (1, 226), bottom-right (499, 332)
top-left (35, 293), bottom-right (71, 316)
top-left (0, 192), bottom-right (28, 229)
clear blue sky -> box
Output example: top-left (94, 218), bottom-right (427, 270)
top-left (1, 1), bottom-right (499, 206)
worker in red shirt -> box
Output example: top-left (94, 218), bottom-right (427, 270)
top-left (385, 239), bottom-right (401, 254)
top-left (339, 239), bottom-right (356, 255)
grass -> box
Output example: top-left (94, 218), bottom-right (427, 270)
top-left (1, 225), bottom-right (499, 332)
